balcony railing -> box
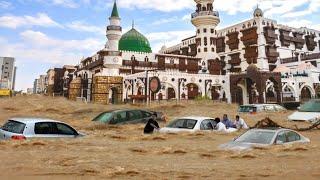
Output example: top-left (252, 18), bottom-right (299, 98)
top-left (191, 10), bottom-right (219, 18)
top-left (107, 25), bottom-right (122, 31)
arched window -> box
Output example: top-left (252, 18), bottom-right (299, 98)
top-left (144, 56), bottom-right (149, 62)
top-left (131, 55), bottom-right (135, 61)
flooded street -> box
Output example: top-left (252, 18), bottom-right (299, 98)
top-left (0, 96), bottom-right (319, 179)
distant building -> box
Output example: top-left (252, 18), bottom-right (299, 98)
top-left (27, 88), bottom-right (34, 94)
top-left (0, 57), bottom-right (17, 90)
top-left (45, 66), bottom-right (76, 96)
top-left (33, 75), bottom-right (47, 94)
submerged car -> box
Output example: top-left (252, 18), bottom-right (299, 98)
top-left (0, 118), bottom-right (83, 140)
top-left (159, 117), bottom-right (237, 133)
top-left (288, 99), bottom-right (320, 122)
top-left (220, 128), bottom-right (310, 151)
top-left (92, 109), bottom-right (165, 124)
top-left (238, 104), bottom-right (286, 114)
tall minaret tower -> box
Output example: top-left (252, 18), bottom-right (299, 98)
top-left (106, 1), bottom-right (122, 51)
top-left (102, 0), bottom-right (122, 76)
top-left (191, 0), bottom-right (220, 66)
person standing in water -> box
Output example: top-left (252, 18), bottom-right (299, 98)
top-left (144, 112), bottom-right (160, 134)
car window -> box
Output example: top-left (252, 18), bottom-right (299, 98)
top-left (1, 120), bottom-right (26, 134)
top-left (276, 131), bottom-right (287, 143)
top-left (56, 123), bottom-right (78, 135)
top-left (92, 112), bottom-right (113, 123)
top-left (264, 105), bottom-right (275, 112)
top-left (34, 122), bottom-right (59, 134)
top-left (299, 100), bottom-right (320, 112)
top-left (236, 130), bottom-right (275, 144)
top-left (128, 110), bottom-right (143, 121)
top-left (113, 111), bottom-right (127, 123)
top-left (238, 106), bottom-right (254, 112)
top-left (141, 111), bottom-right (152, 118)
top-left (275, 105), bottom-right (285, 111)
top-left (167, 119), bottom-right (197, 129)
top-left (200, 120), bottom-right (214, 130)
top-left (286, 131), bottom-right (301, 142)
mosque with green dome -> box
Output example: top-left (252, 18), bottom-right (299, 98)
top-left (61, 0), bottom-right (320, 105)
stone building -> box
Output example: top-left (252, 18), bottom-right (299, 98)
top-left (44, 0), bottom-right (320, 104)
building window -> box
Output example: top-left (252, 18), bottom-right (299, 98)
top-left (198, 48), bottom-right (201, 53)
top-left (211, 48), bottom-right (214, 52)
top-left (204, 48), bottom-right (208, 52)
top-left (204, 37), bottom-right (207, 46)
top-left (211, 29), bottom-right (214, 33)
top-left (197, 29), bottom-right (200, 34)
top-left (203, 28), bottom-right (207, 33)
top-left (144, 56), bottom-right (149, 62)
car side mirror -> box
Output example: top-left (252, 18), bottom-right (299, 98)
top-left (276, 140), bottom-right (284, 145)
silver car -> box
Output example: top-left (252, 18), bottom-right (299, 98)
top-left (0, 118), bottom-right (83, 140)
top-left (220, 128), bottom-right (310, 151)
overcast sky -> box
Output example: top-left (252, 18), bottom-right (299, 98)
top-left (0, 0), bottom-right (319, 91)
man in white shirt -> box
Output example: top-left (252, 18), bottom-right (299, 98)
top-left (234, 115), bottom-right (249, 129)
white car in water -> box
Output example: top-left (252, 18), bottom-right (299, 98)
top-left (0, 118), bottom-right (84, 140)
top-left (288, 99), bottom-right (320, 122)
top-left (219, 128), bottom-right (310, 151)
top-left (159, 116), bottom-right (237, 133)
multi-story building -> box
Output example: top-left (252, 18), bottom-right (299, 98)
top-left (0, 57), bottom-right (17, 90)
top-left (40, 0), bottom-right (320, 105)
top-left (33, 75), bottom-right (47, 94)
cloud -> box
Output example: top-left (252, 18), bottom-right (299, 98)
top-left (152, 16), bottom-right (179, 25)
top-left (66, 21), bottom-right (105, 34)
top-left (51, 0), bottom-right (78, 8)
top-left (0, 30), bottom-right (104, 65)
top-left (0, 1), bottom-right (12, 9)
top-left (146, 30), bottom-right (195, 52)
top-left (0, 13), bottom-right (62, 29)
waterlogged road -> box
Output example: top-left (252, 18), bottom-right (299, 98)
top-left (0, 96), bottom-right (319, 179)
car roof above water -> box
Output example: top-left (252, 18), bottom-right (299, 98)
top-left (9, 117), bottom-right (61, 124)
top-left (177, 116), bottom-right (214, 121)
top-left (250, 128), bottom-right (291, 133)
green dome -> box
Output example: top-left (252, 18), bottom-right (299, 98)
top-left (119, 28), bottom-right (152, 53)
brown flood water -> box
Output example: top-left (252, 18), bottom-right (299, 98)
top-left (0, 96), bottom-right (319, 180)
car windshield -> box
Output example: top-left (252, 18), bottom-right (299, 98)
top-left (299, 100), bottom-right (320, 112)
top-left (166, 119), bottom-right (197, 129)
top-left (1, 120), bottom-right (26, 134)
top-left (238, 106), bottom-right (256, 112)
top-left (92, 112), bottom-right (113, 123)
top-left (235, 130), bottom-right (276, 144)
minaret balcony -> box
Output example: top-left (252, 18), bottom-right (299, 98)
top-left (107, 25), bottom-right (122, 31)
top-left (191, 10), bottom-right (219, 19)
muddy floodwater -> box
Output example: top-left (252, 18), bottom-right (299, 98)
top-left (0, 96), bottom-right (319, 179)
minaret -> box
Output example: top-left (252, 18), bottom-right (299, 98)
top-left (102, 0), bottom-right (122, 76)
top-left (191, 0), bottom-right (220, 68)
top-left (106, 1), bottom-right (122, 51)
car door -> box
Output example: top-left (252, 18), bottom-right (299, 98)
top-left (127, 110), bottom-right (144, 124)
top-left (33, 122), bottom-right (60, 138)
top-left (200, 120), bottom-right (215, 131)
top-left (112, 111), bottom-right (128, 124)
top-left (275, 131), bottom-right (288, 144)
top-left (55, 123), bottom-right (79, 138)
top-left (141, 111), bottom-right (153, 123)
top-left (285, 131), bottom-right (302, 144)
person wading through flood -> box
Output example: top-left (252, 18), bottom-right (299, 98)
top-left (144, 112), bottom-right (160, 134)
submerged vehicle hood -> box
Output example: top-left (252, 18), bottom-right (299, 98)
top-left (219, 141), bottom-right (269, 151)
top-left (288, 111), bottom-right (320, 122)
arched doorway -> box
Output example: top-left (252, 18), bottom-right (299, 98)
top-left (232, 86), bottom-right (243, 105)
top-left (167, 88), bottom-right (176, 100)
top-left (266, 86), bottom-right (277, 103)
top-left (187, 83), bottom-right (199, 100)
top-left (108, 87), bottom-right (118, 104)
top-left (211, 86), bottom-right (220, 100)
top-left (282, 85), bottom-right (295, 102)
top-left (301, 86), bottom-right (312, 102)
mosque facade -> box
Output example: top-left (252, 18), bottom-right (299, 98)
top-left (51, 0), bottom-right (320, 105)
